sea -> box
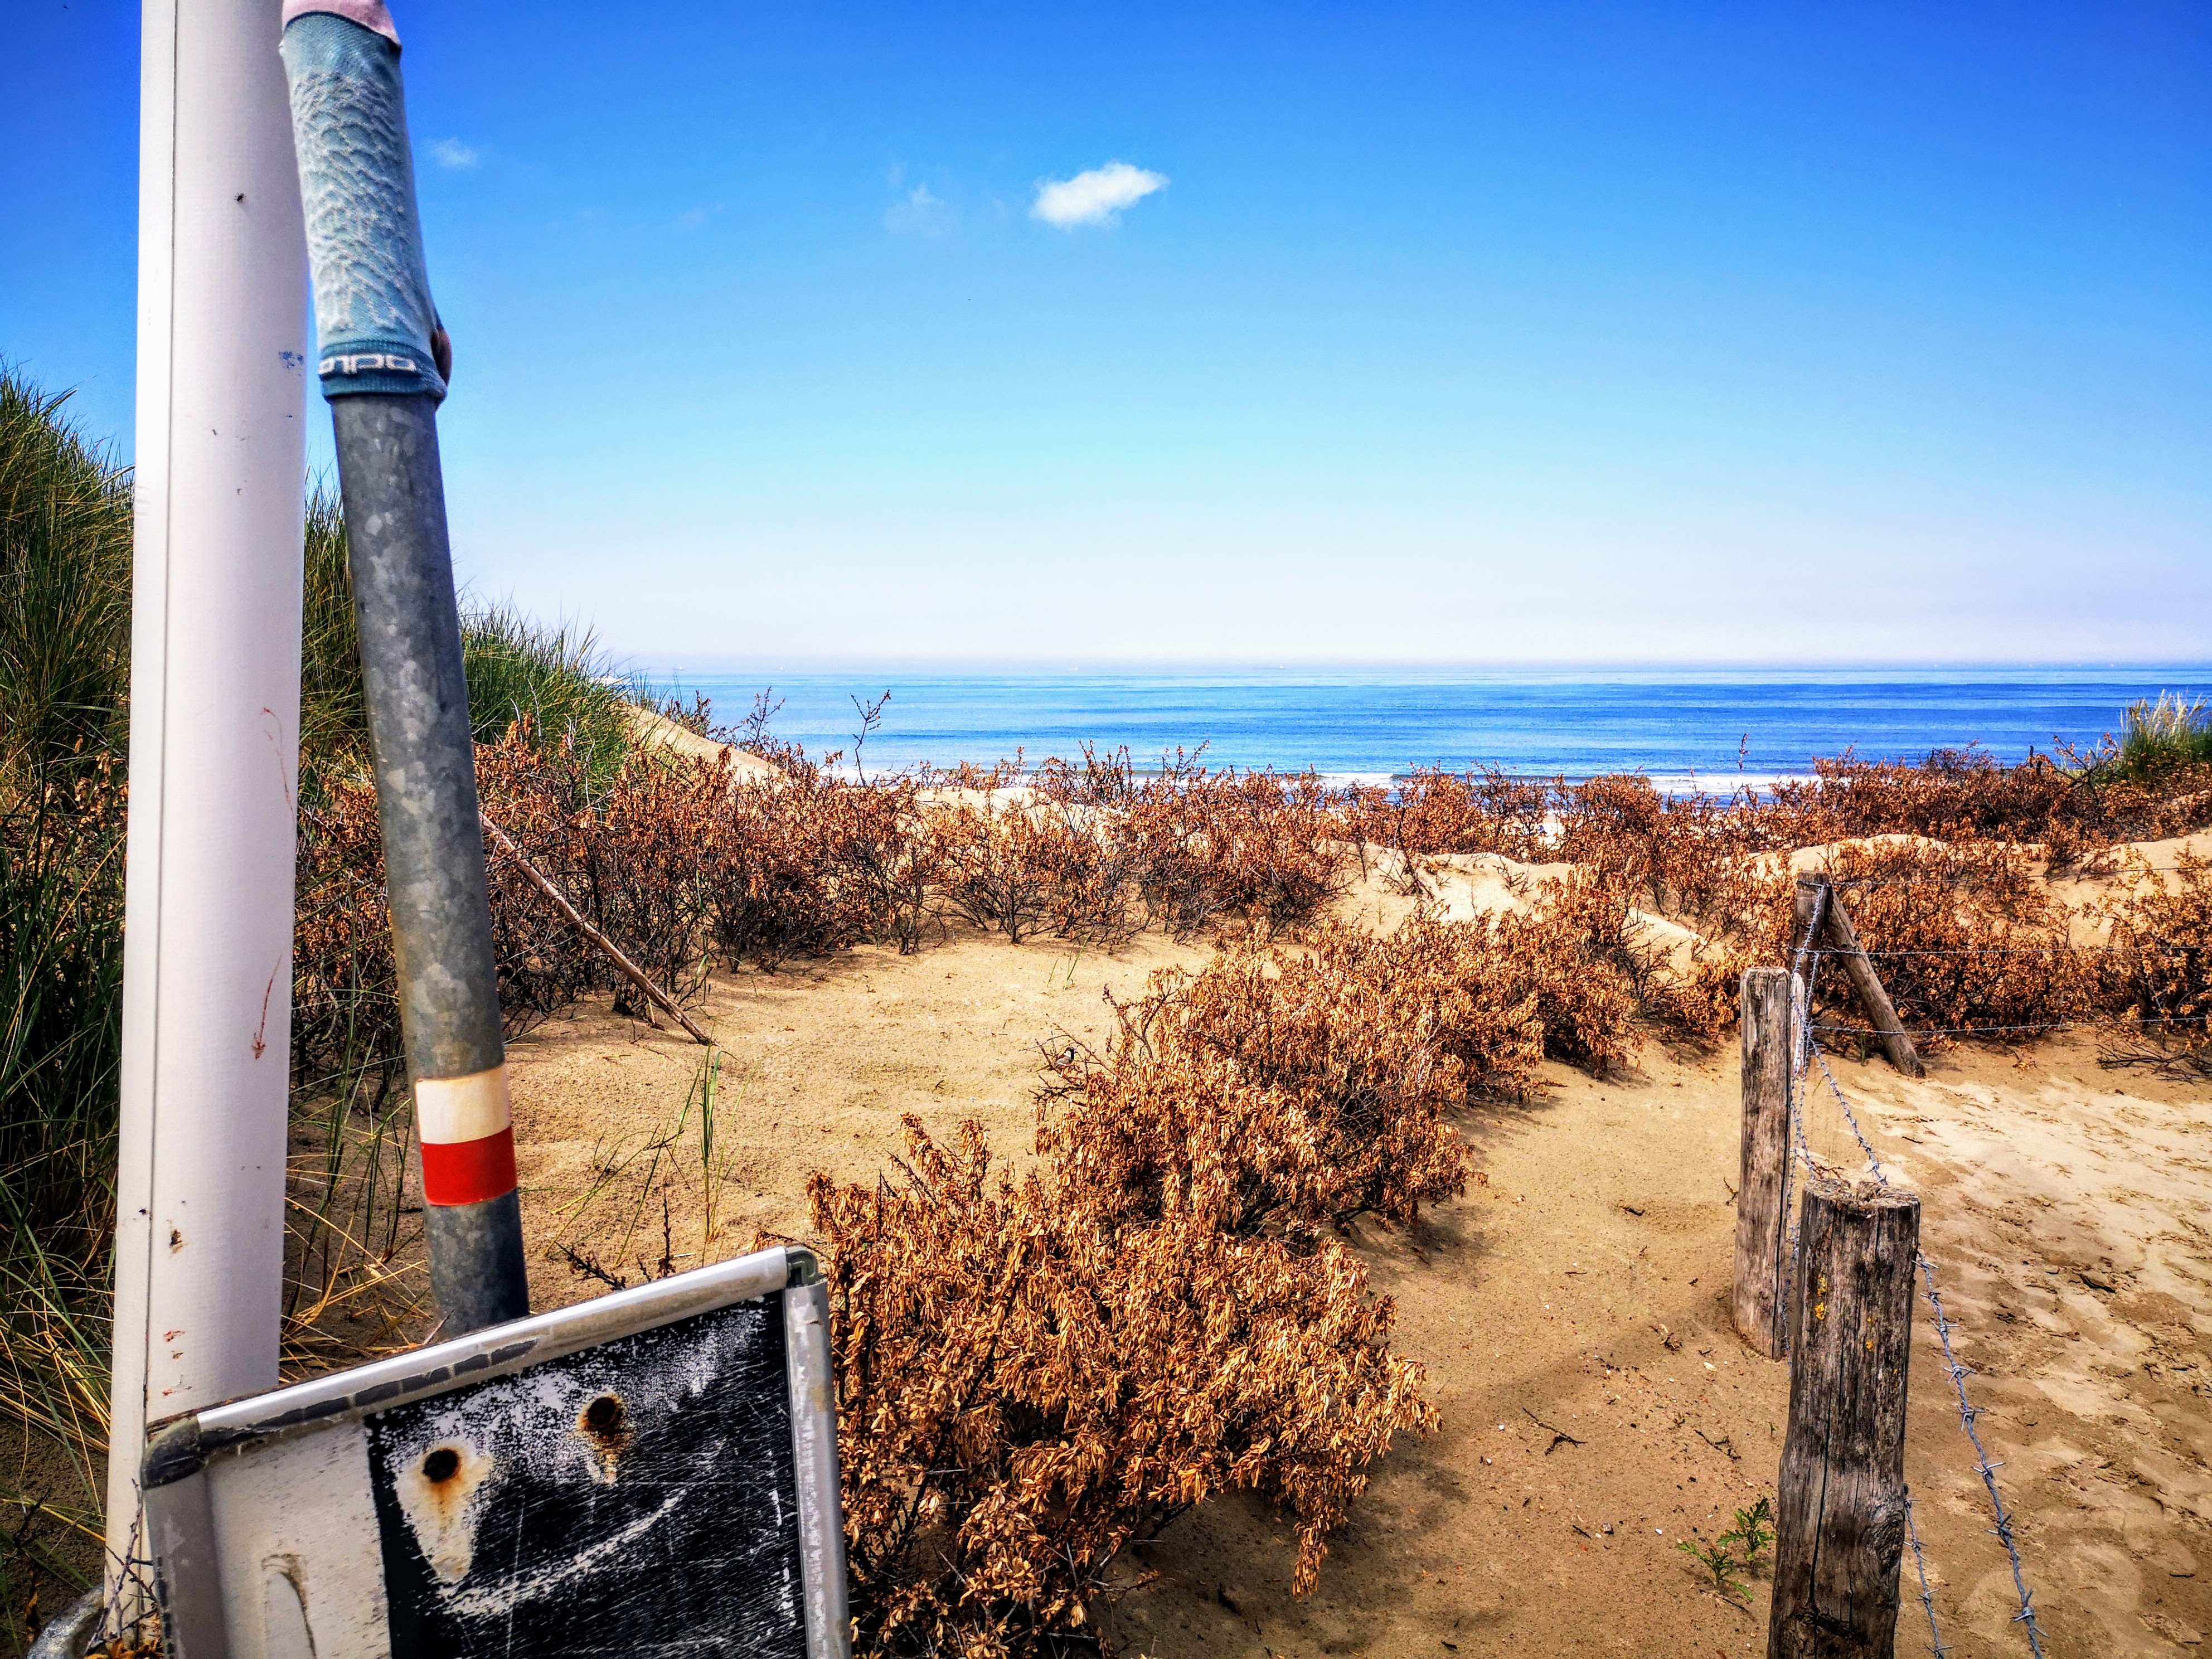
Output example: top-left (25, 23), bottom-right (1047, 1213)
top-left (643, 667), bottom-right (2211, 793)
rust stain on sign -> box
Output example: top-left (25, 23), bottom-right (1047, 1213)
top-left (392, 1436), bottom-right (493, 1584)
top-left (578, 1391), bottom-right (629, 1483)
top-left (363, 1301), bottom-right (806, 1656)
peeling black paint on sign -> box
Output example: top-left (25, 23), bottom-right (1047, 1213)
top-left (364, 1301), bottom-right (804, 1656)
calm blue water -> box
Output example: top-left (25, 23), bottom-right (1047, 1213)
top-left (643, 668), bottom-right (2210, 788)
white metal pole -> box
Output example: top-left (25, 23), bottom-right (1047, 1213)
top-left (106, 0), bottom-right (308, 1603)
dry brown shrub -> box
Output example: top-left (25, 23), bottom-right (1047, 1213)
top-left (1339, 766), bottom-right (1552, 861)
top-left (1646, 946), bottom-right (1757, 1042)
top-left (1322, 770), bottom-right (1768, 1048)
top-left (1326, 903), bottom-right (1648, 1091)
top-left (1793, 839), bottom-right (2090, 1046)
top-left (1546, 793), bottom-right (1776, 1043)
top-left (807, 909), bottom-right (1485, 1651)
top-left (1552, 777), bottom-right (1780, 932)
top-left (292, 748), bottom-right (607, 1078)
top-left (296, 724), bottom-right (746, 1078)
top-left (1551, 774), bottom-right (1668, 866)
top-left (1769, 749), bottom-right (2079, 844)
top-left (1495, 874), bottom-right (1651, 1071)
top-left (1110, 751), bottom-right (1347, 937)
top-left (297, 725), bottom-right (1364, 1076)
top-left (926, 760), bottom-right (1143, 947)
top-left (828, 775), bottom-right (939, 954)
top-left (1382, 753), bottom-right (2212, 1049)
top-left (1041, 928), bottom-right (1478, 1239)
top-left (704, 762), bottom-right (856, 968)
top-left (700, 743), bottom-right (1340, 964)
top-left (477, 728), bottom-right (722, 1011)
top-left (1367, 915), bottom-right (1553, 1098)
top-left (1330, 748), bottom-right (2212, 931)
top-left (703, 741), bottom-right (934, 967)
top-left (292, 778), bottom-right (407, 1075)
top-left (1770, 749), bottom-right (2212, 860)
top-left (926, 802), bottom-right (1054, 945)
top-left (2092, 848), bottom-right (2212, 1071)
top-left (809, 1118), bottom-right (1434, 1657)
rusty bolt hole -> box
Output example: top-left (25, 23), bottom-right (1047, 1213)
top-left (422, 1447), bottom-right (460, 1484)
top-left (582, 1393), bottom-right (627, 1443)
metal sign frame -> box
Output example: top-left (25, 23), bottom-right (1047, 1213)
top-left (139, 1245), bottom-right (848, 1658)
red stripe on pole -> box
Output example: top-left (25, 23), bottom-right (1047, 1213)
top-left (420, 1128), bottom-right (517, 1207)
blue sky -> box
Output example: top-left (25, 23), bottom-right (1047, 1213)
top-left (6, 2), bottom-right (2208, 668)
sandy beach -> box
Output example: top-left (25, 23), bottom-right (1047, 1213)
top-left (476, 828), bottom-right (2212, 1659)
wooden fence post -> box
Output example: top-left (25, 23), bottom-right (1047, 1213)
top-left (1793, 876), bottom-right (1925, 1078)
top-left (1769, 1175), bottom-right (1921, 1659)
top-left (1733, 966), bottom-right (1796, 1359)
top-left (1793, 874), bottom-right (1827, 958)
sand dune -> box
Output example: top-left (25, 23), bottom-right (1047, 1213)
top-left (623, 705), bottom-right (782, 781)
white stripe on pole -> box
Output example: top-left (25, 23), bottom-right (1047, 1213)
top-left (107, 0), bottom-right (308, 1604)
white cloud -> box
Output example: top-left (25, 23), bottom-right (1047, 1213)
top-left (1031, 161), bottom-right (1167, 228)
top-left (427, 138), bottom-right (479, 170)
top-left (885, 183), bottom-right (954, 237)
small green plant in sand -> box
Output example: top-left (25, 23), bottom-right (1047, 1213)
top-left (1719, 1495), bottom-right (1774, 1568)
top-left (1677, 1495), bottom-right (1774, 1604)
top-left (2053, 691), bottom-right (2212, 787)
top-left (1676, 1537), bottom-right (1749, 1604)
top-left (555, 1051), bottom-right (748, 1288)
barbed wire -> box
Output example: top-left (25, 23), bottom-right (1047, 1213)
top-left (1853, 943), bottom-right (2172, 957)
top-left (1918, 1254), bottom-right (2048, 1658)
top-left (1803, 1041), bottom-right (2049, 1657)
top-left (1810, 1013), bottom-right (2209, 1040)
top-left (1787, 866), bottom-right (2140, 1650)
top-left (1904, 1497), bottom-right (1951, 1658)
top-left (1783, 1049), bottom-right (1815, 1360)
top-left (1778, 895), bottom-right (1828, 1357)
top-left (1807, 1044), bottom-right (1888, 1181)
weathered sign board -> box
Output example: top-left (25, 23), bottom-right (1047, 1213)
top-left (140, 1246), bottom-right (848, 1658)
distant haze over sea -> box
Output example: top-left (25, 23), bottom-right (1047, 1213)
top-left (639, 667), bottom-right (2212, 789)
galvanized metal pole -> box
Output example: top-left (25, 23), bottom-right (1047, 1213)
top-left (282, 2), bottom-right (528, 1332)
top-left (106, 0), bottom-right (308, 1606)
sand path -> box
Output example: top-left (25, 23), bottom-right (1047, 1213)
top-left (486, 866), bottom-right (2208, 1657)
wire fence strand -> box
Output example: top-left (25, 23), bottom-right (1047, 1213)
top-left (1853, 943), bottom-right (2177, 957)
top-left (1904, 1496), bottom-right (1952, 1659)
top-left (1779, 895), bottom-right (1827, 1356)
top-left (1811, 1013), bottom-right (2210, 1040)
top-left (1800, 1032), bottom-right (2049, 1657)
top-left (1918, 1254), bottom-right (2048, 1659)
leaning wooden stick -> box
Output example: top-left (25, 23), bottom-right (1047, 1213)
top-left (478, 812), bottom-right (714, 1046)
top-left (1798, 876), bottom-right (1925, 1078)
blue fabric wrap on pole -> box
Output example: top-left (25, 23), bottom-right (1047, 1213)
top-left (280, 12), bottom-right (447, 402)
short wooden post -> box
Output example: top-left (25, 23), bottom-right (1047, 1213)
top-left (1794, 877), bottom-right (1925, 1078)
top-left (1793, 874), bottom-right (1827, 957)
top-left (1733, 967), bottom-right (1796, 1359)
top-left (1769, 1175), bottom-right (1921, 1659)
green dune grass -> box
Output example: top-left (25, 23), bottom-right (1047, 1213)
top-left (0, 367), bottom-right (643, 1651)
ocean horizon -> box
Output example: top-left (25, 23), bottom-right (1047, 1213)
top-left (637, 666), bottom-right (2212, 790)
